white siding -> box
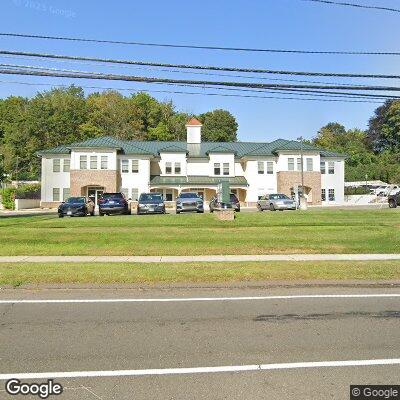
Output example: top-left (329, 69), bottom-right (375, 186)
top-left (159, 152), bottom-right (187, 176)
top-left (276, 152), bottom-right (320, 172)
top-left (208, 153), bottom-right (235, 177)
top-left (119, 156), bottom-right (151, 199)
top-left (321, 158), bottom-right (345, 204)
top-left (244, 158), bottom-right (277, 202)
top-left (41, 156), bottom-right (71, 202)
top-left (70, 149), bottom-right (117, 170)
top-left (187, 159), bottom-right (209, 176)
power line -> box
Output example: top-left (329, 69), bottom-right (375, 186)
top-left (0, 52), bottom-right (378, 86)
top-left (0, 79), bottom-right (385, 104)
top-left (2, 62), bottom-right (396, 99)
top-left (2, 65), bottom-right (400, 92)
top-left (302, 0), bottom-right (400, 13)
top-left (1, 32), bottom-right (400, 56)
top-left (1, 49), bottom-right (400, 79)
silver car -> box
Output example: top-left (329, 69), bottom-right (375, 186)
top-left (257, 194), bottom-right (297, 211)
top-left (176, 192), bottom-right (204, 214)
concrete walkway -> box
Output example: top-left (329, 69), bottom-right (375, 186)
top-left (1, 254), bottom-right (400, 263)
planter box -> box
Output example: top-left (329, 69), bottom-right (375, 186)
top-left (15, 199), bottom-right (41, 210)
top-left (215, 210), bottom-right (235, 221)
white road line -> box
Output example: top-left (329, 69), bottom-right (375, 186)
top-left (1, 358), bottom-right (400, 380)
top-left (0, 294), bottom-right (400, 304)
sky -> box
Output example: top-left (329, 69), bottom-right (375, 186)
top-left (1, 0), bottom-right (400, 142)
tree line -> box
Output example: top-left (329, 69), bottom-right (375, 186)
top-left (311, 100), bottom-right (400, 183)
top-left (0, 86), bottom-right (238, 180)
top-left (0, 85), bottom-right (399, 183)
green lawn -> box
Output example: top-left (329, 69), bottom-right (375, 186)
top-left (0, 209), bottom-right (399, 256)
top-left (2, 261), bottom-right (400, 287)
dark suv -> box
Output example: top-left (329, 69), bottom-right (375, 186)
top-left (209, 193), bottom-right (240, 212)
top-left (98, 192), bottom-right (130, 216)
top-left (388, 192), bottom-right (400, 208)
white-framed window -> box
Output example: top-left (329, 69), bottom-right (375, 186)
top-left (52, 188), bottom-right (60, 202)
top-left (53, 159), bottom-right (60, 173)
top-left (165, 189), bottom-right (173, 201)
top-left (120, 188), bottom-right (129, 198)
top-left (90, 155), bottom-right (97, 170)
top-left (165, 162), bottom-right (172, 174)
top-left (321, 189), bottom-right (326, 202)
top-left (214, 163), bottom-right (221, 175)
top-left (297, 158), bottom-right (302, 171)
top-left (266, 161), bottom-right (273, 175)
top-left (288, 158), bottom-right (295, 171)
top-left (63, 188), bottom-right (70, 201)
top-left (63, 159), bottom-right (70, 172)
top-left (80, 155), bottom-right (87, 170)
top-left (306, 158), bottom-right (313, 172)
top-left (121, 159), bottom-right (129, 173)
top-left (174, 162), bottom-right (181, 175)
top-left (132, 160), bottom-right (139, 173)
top-left (328, 161), bottom-right (335, 174)
top-left (101, 156), bottom-right (108, 170)
top-left (131, 188), bottom-right (139, 201)
top-left (320, 161), bottom-right (326, 174)
top-left (328, 188), bottom-right (335, 201)
top-left (258, 161), bottom-right (264, 174)
top-left (223, 163), bottom-right (229, 176)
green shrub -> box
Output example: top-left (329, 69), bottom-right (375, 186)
top-left (1, 188), bottom-right (16, 210)
top-left (344, 186), bottom-right (371, 195)
top-left (15, 183), bottom-right (41, 199)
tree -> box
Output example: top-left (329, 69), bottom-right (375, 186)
top-left (198, 109), bottom-right (238, 142)
top-left (367, 100), bottom-right (400, 152)
top-left (80, 91), bottom-right (143, 140)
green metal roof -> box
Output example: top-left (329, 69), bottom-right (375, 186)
top-left (150, 175), bottom-right (248, 186)
top-left (37, 136), bottom-right (346, 158)
top-left (206, 144), bottom-right (237, 155)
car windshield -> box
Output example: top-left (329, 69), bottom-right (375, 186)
top-left (230, 194), bottom-right (238, 202)
top-left (269, 194), bottom-right (290, 200)
top-left (101, 193), bottom-right (123, 199)
top-left (65, 197), bottom-right (85, 204)
top-left (139, 194), bottom-right (163, 201)
top-left (178, 193), bottom-right (199, 199)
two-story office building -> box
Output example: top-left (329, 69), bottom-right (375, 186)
top-left (38, 118), bottom-right (346, 207)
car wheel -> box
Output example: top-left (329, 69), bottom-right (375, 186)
top-left (389, 199), bottom-right (397, 208)
top-left (58, 214), bottom-right (64, 218)
top-left (257, 204), bottom-right (263, 212)
top-left (99, 212), bottom-right (104, 216)
top-left (176, 211), bottom-right (180, 214)
top-left (270, 204), bottom-right (276, 211)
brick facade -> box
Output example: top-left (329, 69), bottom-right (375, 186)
top-left (70, 170), bottom-right (120, 196)
top-left (277, 171), bottom-right (322, 205)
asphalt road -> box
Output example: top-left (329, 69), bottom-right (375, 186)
top-left (1, 286), bottom-right (399, 399)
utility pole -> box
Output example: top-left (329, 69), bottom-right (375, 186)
top-left (297, 136), bottom-right (306, 209)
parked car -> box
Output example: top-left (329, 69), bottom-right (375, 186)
top-left (388, 192), bottom-right (400, 208)
top-left (176, 192), bottom-right (204, 214)
top-left (98, 192), bottom-right (130, 216)
top-left (58, 196), bottom-right (95, 218)
top-left (209, 193), bottom-right (240, 212)
top-left (257, 193), bottom-right (297, 211)
top-left (137, 193), bottom-right (165, 215)
top-left (371, 185), bottom-right (389, 196)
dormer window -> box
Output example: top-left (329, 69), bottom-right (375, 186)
top-left (175, 162), bottom-right (181, 174)
top-left (165, 162), bottom-right (172, 174)
top-left (223, 163), bottom-right (229, 176)
top-left (214, 163), bottom-right (221, 175)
